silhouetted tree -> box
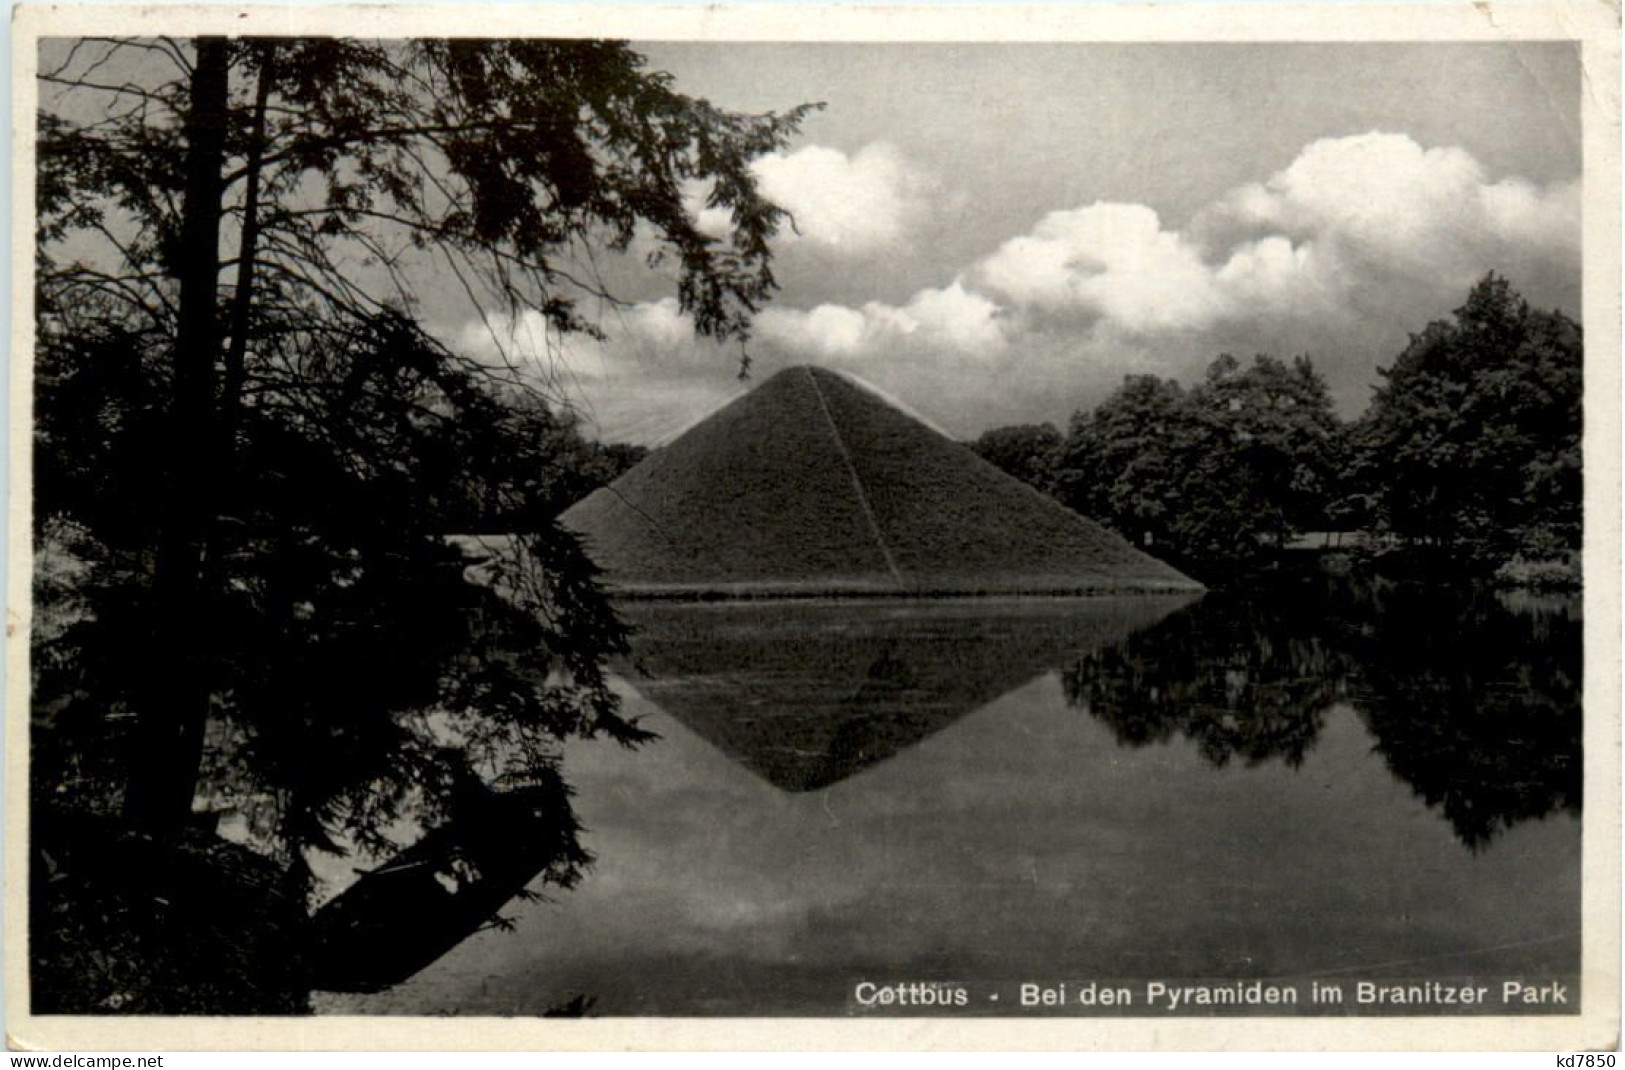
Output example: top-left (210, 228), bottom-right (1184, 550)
top-left (1355, 273), bottom-right (1581, 566)
top-left (971, 422), bottom-right (1063, 491)
top-left (1188, 354), bottom-right (1339, 549)
top-left (1053, 374), bottom-right (1192, 552)
top-left (35, 36), bottom-right (810, 878)
top-left (1056, 355), bottom-right (1339, 573)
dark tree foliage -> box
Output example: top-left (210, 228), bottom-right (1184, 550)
top-left (34, 35), bottom-right (811, 906)
top-left (34, 309), bottom-right (649, 867)
top-left (969, 422), bottom-right (1063, 491)
top-left (1046, 274), bottom-right (1579, 581)
top-left (1053, 354), bottom-right (1338, 574)
top-left (1320, 420), bottom-right (1379, 541)
top-left (582, 442), bottom-right (650, 490)
top-left (30, 809), bottom-right (314, 1014)
top-left (1189, 354), bottom-right (1340, 549)
top-left (1052, 374), bottom-right (1190, 552)
top-left (38, 38), bottom-right (814, 349)
top-left (1354, 273), bottom-right (1582, 565)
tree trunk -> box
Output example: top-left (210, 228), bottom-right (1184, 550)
top-left (122, 37), bottom-right (230, 834)
top-left (220, 40), bottom-right (277, 438)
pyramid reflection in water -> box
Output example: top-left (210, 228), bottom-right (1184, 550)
top-left (614, 596), bottom-right (1198, 791)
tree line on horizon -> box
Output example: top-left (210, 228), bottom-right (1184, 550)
top-left (971, 274), bottom-right (1582, 587)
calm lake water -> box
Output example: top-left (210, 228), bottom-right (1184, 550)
top-left (318, 575), bottom-right (1582, 1016)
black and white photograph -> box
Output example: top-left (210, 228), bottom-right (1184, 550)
top-left (7, 2), bottom-right (1621, 1051)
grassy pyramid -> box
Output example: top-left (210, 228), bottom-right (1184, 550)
top-left (561, 365), bottom-right (1200, 597)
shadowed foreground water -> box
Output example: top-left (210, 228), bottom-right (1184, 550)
top-left (317, 578), bottom-right (1581, 1016)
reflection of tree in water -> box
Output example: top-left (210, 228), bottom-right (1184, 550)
top-left (1063, 573), bottom-right (1581, 849)
top-left (1062, 587), bottom-right (1351, 769)
top-left (1347, 583), bottom-right (1581, 851)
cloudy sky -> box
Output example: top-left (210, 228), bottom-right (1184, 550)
top-left (447, 42), bottom-right (1582, 444)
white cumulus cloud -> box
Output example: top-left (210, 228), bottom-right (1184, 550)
top-left (1193, 131), bottom-right (1580, 301)
top-left (974, 203), bottom-right (1225, 334)
top-left (757, 281), bottom-right (1006, 360)
top-left (452, 132), bottom-right (1579, 441)
top-left (694, 142), bottom-right (933, 255)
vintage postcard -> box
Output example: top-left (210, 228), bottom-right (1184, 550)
top-left (6, 1), bottom-right (1621, 1052)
